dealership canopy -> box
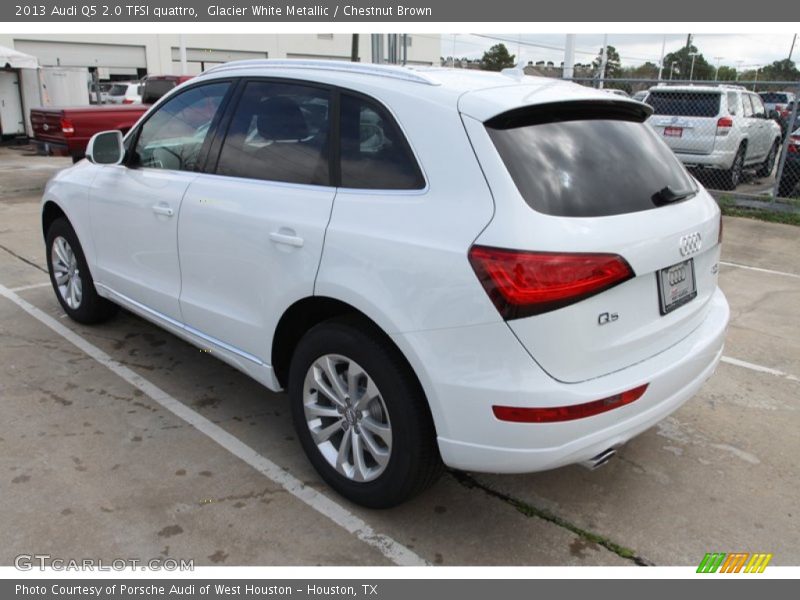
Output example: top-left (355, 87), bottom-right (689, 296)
top-left (0, 45), bottom-right (38, 69)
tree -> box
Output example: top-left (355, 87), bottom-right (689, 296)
top-left (760, 59), bottom-right (800, 81)
top-left (662, 45), bottom-right (714, 80)
top-left (716, 65), bottom-right (738, 81)
top-left (592, 45), bottom-right (622, 79)
top-left (480, 43), bottom-right (516, 71)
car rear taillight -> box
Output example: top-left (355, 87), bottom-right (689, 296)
top-left (468, 245), bottom-right (635, 319)
top-left (60, 118), bottom-right (74, 136)
top-left (716, 116), bottom-right (733, 136)
top-left (493, 384), bottom-right (649, 423)
top-left (122, 98), bottom-right (134, 104)
top-left (788, 136), bottom-right (800, 154)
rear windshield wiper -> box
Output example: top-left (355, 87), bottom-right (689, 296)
top-left (651, 185), bottom-right (696, 206)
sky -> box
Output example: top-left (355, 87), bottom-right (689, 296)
top-left (435, 33), bottom-right (798, 70)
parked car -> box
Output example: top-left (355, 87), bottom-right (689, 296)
top-left (30, 104), bottom-right (147, 162)
top-left (632, 90), bottom-right (649, 102)
top-left (778, 126), bottom-right (800, 196)
top-left (647, 85), bottom-right (782, 189)
top-left (89, 82), bottom-right (112, 104)
top-left (604, 88), bottom-right (629, 97)
top-left (41, 60), bottom-right (729, 507)
top-left (106, 81), bottom-right (143, 104)
top-left (759, 91), bottom-right (795, 115)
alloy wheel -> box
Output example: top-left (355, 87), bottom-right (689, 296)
top-left (51, 236), bottom-right (83, 310)
top-left (302, 354), bottom-right (392, 482)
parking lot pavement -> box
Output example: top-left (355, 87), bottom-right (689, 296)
top-left (1, 157), bottom-right (798, 567)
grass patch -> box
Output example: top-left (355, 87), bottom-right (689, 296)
top-left (716, 196), bottom-right (800, 226)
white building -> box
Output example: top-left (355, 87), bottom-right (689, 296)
top-left (0, 33), bottom-right (440, 79)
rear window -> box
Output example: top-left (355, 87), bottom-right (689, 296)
top-left (760, 92), bottom-right (789, 104)
top-left (142, 80), bottom-right (178, 104)
top-left (108, 84), bottom-right (128, 96)
top-left (486, 103), bottom-right (696, 217)
top-left (647, 91), bottom-right (721, 117)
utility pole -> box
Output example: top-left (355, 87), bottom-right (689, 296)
top-left (598, 33), bottom-right (608, 89)
top-left (178, 34), bottom-right (188, 75)
top-left (790, 33), bottom-right (797, 61)
top-left (657, 34), bottom-right (666, 81)
top-left (562, 33), bottom-right (576, 79)
top-left (351, 34), bottom-right (359, 62)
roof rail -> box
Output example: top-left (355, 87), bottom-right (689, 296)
top-left (198, 59), bottom-right (441, 86)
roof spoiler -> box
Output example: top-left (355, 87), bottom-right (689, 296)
top-left (485, 99), bottom-right (653, 129)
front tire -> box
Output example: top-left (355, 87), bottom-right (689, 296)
top-left (45, 218), bottom-right (117, 324)
top-left (289, 318), bottom-right (442, 508)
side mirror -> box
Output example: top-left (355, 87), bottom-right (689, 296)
top-left (86, 130), bottom-right (125, 165)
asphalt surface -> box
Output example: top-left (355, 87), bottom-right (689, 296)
top-left (1, 144), bottom-right (798, 567)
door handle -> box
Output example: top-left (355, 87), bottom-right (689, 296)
top-left (152, 204), bottom-right (174, 217)
top-left (269, 231), bottom-right (304, 248)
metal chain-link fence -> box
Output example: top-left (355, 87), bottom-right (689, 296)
top-left (563, 77), bottom-right (800, 202)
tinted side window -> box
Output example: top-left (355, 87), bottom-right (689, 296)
top-left (216, 81), bottom-right (331, 186)
top-left (339, 93), bottom-right (424, 190)
top-left (742, 94), bottom-right (755, 117)
top-left (133, 82), bottom-right (230, 171)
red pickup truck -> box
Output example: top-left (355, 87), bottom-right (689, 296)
top-left (31, 104), bottom-right (147, 162)
top-left (30, 75), bottom-right (192, 162)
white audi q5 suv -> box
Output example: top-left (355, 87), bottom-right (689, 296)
top-left (41, 60), bottom-right (729, 507)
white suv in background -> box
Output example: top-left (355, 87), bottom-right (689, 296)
top-left (106, 81), bottom-right (143, 104)
top-left (41, 61), bottom-right (729, 507)
top-left (647, 85), bottom-right (782, 189)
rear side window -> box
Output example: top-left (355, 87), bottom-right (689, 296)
top-left (216, 81), bottom-right (331, 186)
top-left (726, 92), bottom-right (739, 115)
top-left (339, 93), bottom-right (424, 190)
top-left (486, 103), bottom-right (696, 217)
top-left (647, 91), bottom-right (721, 117)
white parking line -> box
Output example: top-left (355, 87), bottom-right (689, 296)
top-left (721, 356), bottom-right (800, 383)
top-left (9, 281), bottom-right (51, 292)
top-left (720, 261), bottom-right (800, 280)
top-left (0, 282), bottom-right (427, 567)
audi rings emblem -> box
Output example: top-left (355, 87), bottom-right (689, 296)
top-left (668, 265), bottom-right (687, 286)
top-left (679, 232), bottom-right (702, 257)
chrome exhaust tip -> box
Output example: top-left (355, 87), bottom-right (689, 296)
top-left (580, 447), bottom-right (617, 470)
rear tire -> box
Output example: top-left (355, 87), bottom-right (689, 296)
top-left (288, 317), bottom-right (443, 508)
top-left (756, 140), bottom-right (779, 178)
top-left (721, 145), bottom-right (745, 190)
top-left (45, 218), bottom-right (118, 324)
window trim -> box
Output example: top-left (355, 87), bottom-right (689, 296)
top-left (201, 75), bottom-right (429, 194)
top-left (123, 78), bottom-right (238, 173)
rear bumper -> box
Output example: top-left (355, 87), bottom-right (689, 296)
top-left (393, 288), bottom-right (729, 474)
top-left (675, 148), bottom-right (736, 170)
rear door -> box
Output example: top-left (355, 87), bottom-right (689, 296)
top-left (177, 79), bottom-right (336, 361)
top-left (462, 99), bottom-right (722, 383)
top-left (747, 93), bottom-right (770, 160)
top-left (647, 90), bottom-right (721, 155)
top-left (89, 81), bottom-right (232, 321)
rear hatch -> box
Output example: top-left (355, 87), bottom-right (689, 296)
top-left (30, 108), bottom-right (67, 144)
top-left (462, 96), bottom-right (722, 383)
top-left (646, 89), bottom-right (721, 155)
